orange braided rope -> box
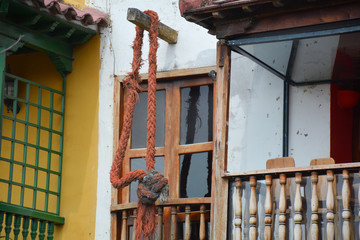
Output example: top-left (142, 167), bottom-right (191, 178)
top-left (110, 10), bottom-right (168, 240)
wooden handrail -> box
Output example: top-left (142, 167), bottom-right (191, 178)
top-left (222, 162), bottom-right (360, 180)
top-left (111, 197), bottom-right (211, 212)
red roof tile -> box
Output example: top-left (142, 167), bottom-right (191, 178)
top-left (21, 0), bottom-right (109, 27)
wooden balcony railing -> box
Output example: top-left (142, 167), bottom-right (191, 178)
top-left (111, 198), bottom-right (211, 240)
top-left (224, 160), bottom-right (360, 240)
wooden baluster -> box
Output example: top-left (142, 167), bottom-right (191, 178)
top-left (0, 211), bottom-right (4, 234)
top-left (264, 175), bottom-right (272, 240)
top-left (249, 176), bottom-right (257, 240)
top-left (30, 218), bottom-right (38, 240)
top-left (294, 173), bottom-right (303, 240)
top-left (121, 211), bottom-right (128, 240)
top-left (279, 174), bottom-right (287, 240)
top-left (156, 207), bottom-right (163, 240)
top-left (5, 213), bottom-right (13, 240)
top-left (170, 206), bottom-right (177, 240)
top-left (13, 215), bottom-right (21, 240)
top-left (184, 205), bottom-right (191, 240)
top-left (22, 217), bottom-right (30, 240)
top-left (39, 220), bottom-right (46, 240)
top-left (47, 222), bottom-right (54, 240)
top-left (342, 170), bottom-right (351, 240)
top-left (132, 209), bottom-right (137, 240)
top-left (326, 170), bottom-right (335, 240)
top-left (234, 178), bottom-right (242, 240)
top-left (311, 172), bottom-right (319, 240)
top-left (200, 205), bottom-right (206, 240)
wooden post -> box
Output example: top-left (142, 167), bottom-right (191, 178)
top-left (234, 178), bottom-right (242, 240)
top-left (326, 170), bottom-right (335, 240)
top-left (157, 207), bottom-right (163, 240)
top-left (264, 175), bottom-right (272, 240)
top-left (311, 172), bottom-right (319, 240)
top-left (121, 211), bottom-right (128, 240)
top-left (170, 206), bottom-right (177, 240)
top-left (249, 176), bottom-right (257, 240)
top-left (184, 205), bottom-right (191, 240)
top-left (279, 174), bottom-right (287, 240)
top-left (132, 209), bottom-right (137, 240)
top-left (210, 40), bottom-right (231, 240)
top-left (127, 8), bottom-right (178, 44)
top-left (342, 170), bottom-right (351, 240)
top-left (294, 173), bottom-right (302, 240)
top-left (200, 205), bottom-right (206, 240)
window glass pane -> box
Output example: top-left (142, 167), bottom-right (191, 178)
top-left (179, 151), bottom-right (212, 198)
top-left (131, 90), bottom-right (165, 148)
top-left (130, 156), bottom-right (165, 202)
top-left (180, 85), bottom-right (213, 145)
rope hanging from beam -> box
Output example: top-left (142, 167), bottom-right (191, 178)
top-left (110, 10), bottom-right (168, 240)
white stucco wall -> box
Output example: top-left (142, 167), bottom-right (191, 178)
top-left (88, 0), bottom-right (217, 238)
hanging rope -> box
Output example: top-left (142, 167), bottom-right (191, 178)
top-left (110, 10), bottom-right (168, 240)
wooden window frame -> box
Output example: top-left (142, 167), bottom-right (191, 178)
top-left (111, 66), bottom-right (218, 238)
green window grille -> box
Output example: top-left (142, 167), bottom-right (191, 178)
top-left (0, 71), bottom-right (65, 224)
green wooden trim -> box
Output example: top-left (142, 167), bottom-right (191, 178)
top-left (0, 22), bottom-right (73, 60)
top-left (2, 115), bottom-right (63, 136)
top-left (0, 157), bottom-right (61, 176)
top-left (5, 73), bottom-right (64, 95)
top-left (0, 203), bottom-right (64, 224)
top-left (0, 179), bottom-right (60, 196)
top-left (1, 136), bottom-right (62, 155)
top-left (0, 48), bottom-right (5, 158)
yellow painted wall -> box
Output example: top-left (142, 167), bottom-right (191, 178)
top-left (2, 35), bottom-right (100, 239)
top-left (54, 35), bottom-right (100, 240)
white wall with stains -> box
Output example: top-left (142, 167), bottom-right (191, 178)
top-left (89, 0), bottom-right (217, 238)
top-left (227, 36), bottom-right (339, 171)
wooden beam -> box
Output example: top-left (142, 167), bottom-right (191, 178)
top-left (210, 40), bottom-right (231, 240)
top-left (127, 8), bottom-right (178, 44)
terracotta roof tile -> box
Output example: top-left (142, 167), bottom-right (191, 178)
top-left (21, 0), bottom-right (109, 27)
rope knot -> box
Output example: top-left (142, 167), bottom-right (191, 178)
top-left (137, 170), bottom-right (169, 204)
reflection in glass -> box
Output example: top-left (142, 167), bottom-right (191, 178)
top-left (179, 152), bottom-right (212, 198)
top-left (130, 156), bottom-right (164, 202)
top-left (180, 85), bottom-right (213, 145)
top-left (131, 90), bottom-right (165, 149)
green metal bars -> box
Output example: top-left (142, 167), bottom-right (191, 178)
top-left (0, 71), bottom-right (65, 226)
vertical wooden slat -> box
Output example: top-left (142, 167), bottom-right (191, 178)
top-left (22, 217), bottom-right (30, 239)
top-left (5, 213), bottom-right (13, 240)
top-left (294, 173), bottom-right (302, 240)
top-left (326, 170), bottom-right (335, 240)
top-left (279, 174), bottom-right (287, 240)
top-left (211, 40), bottom-right (231, 240)
top-left (132, 209), bottom-right (137, 240)
top-left (121, 211), bottom-right (128, 240)
top-left (249, 176), bottom-right (257, 240)
top-left (311, 172), bottom-right (319, 240)
top-left (170, 206), bottom-right (177, 240)
top-left (184, 205), bottom-right (191, 240)
top-left (38, 220), bottom-right (46, 240)
top-left (200, 204), bottom-right (206, 240)
top-left (47, 222), bottom-right (54, 240)
top-left (264, 175), bottom-right (272, 240)
top-left (157, 207), bottom-right (163, 240)
top-left (13, 215), bottom-right (21, 240)
top-left (0, 211), bottom-right (4, 235)
top-left (234, 178), bottom-right (242, 240)
top-left (30, 219), bottom-right (38, 240)
top-left (342, 170), bottom-right (351, 240)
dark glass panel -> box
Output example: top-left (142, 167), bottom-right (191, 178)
top-left (180, 85), bottom-right (213, 145)
top-left (131, 90), bottom-right (165, 148)
top-left (179, 151), bottom-right (212, 198)
top-left (130, 156), bottom-right (164, 202)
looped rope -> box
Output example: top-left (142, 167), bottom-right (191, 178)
top-left (110, 10), bottom-right (168, 240)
